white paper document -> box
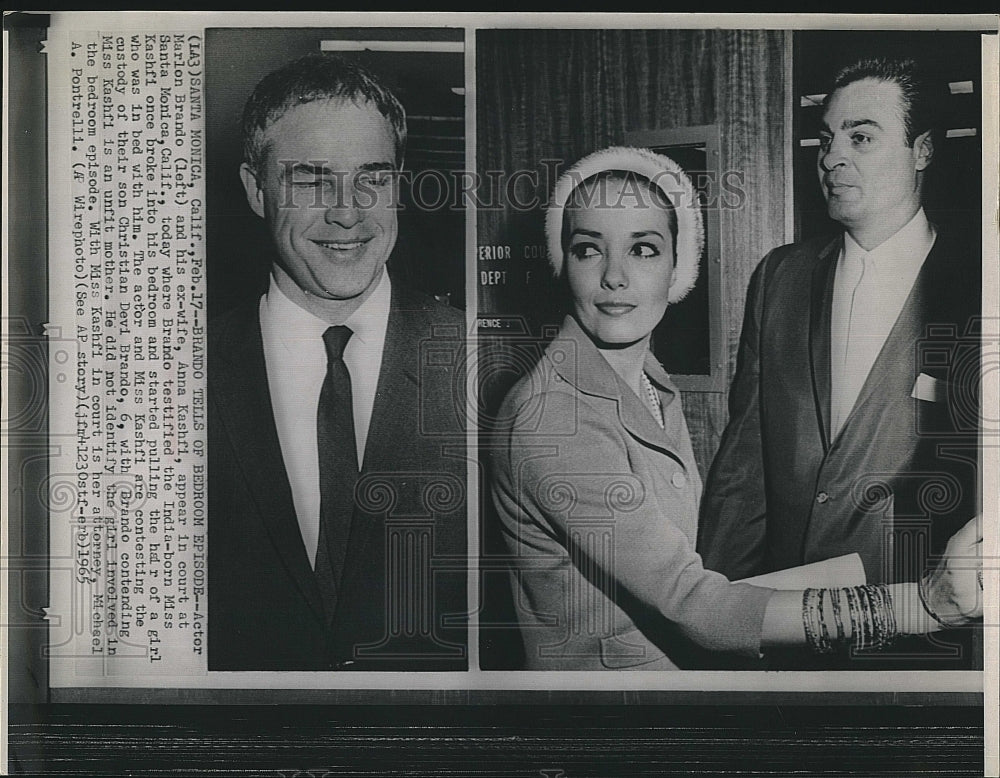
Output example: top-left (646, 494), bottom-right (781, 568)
top-left (738, 554), bottom-right (866, 589)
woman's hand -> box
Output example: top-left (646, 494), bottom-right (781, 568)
top-left (920, 515), bottom-right (983, 627)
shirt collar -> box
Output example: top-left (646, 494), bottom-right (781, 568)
top-left (548, 314), bottom-right (679, 401)
top-left (343, 269), bottom-right (392, 346)
top-left (262, 269), bottom-right (392, 352)
top-left (843, 208), bottom-right (936, 270)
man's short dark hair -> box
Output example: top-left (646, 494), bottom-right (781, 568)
top-left (241, 53), bottom-right (407, 172)
top-left (828, 57), bottom-right (940, 147)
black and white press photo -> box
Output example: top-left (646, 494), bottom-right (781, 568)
top-left (2, 12), bottom-right (997, 777)
top-left (476, 28), bottom-right (986, 673)
top-left (204, 28), bottom-right (469, 671)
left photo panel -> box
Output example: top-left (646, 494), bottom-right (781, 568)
top-left (42, 26), bottom-right (470, 688)
top-left (205, 28), bottom-right (468, 672)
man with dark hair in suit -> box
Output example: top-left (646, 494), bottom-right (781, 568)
top-left (698, 57), bottom-right (980, 668)
top-left (208, 54), bottom-right (467, 671)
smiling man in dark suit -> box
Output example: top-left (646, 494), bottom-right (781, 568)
top-left (698, 57), bottom-right (980, 668)
top-left (208, 54), bottom-right (467, 671)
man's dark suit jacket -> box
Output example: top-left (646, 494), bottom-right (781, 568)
top-left (697, 231), bottom-right (980, 668)
top-left (208, 281), bottom-right (467, 671)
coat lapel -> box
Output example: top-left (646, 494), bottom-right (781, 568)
top-left (211, 303), bottom-right (325, 620)
top-left (551, 316), bottom-right (685, 464)
top-left (362, 284), bottom-right (423, 473)
top-left (808, 237), bottom-right (841, 451)
top-left (332, 284), bottom-right (424, 612)
top-left (617, 362), bottom-right (683, 459)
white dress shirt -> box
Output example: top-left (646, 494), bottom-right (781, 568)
top-left (830, 209), bottom-right (935, 438)
top-left (259, 270), bottom-right (392, 566)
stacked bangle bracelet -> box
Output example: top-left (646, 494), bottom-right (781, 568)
top-left (802, 584), bottom-right (898, 654)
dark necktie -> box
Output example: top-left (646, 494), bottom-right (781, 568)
top-left (315, 325), bottom-right (359, 625)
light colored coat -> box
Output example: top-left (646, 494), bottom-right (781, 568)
top-left (490, 315), bottom-right (771, 670)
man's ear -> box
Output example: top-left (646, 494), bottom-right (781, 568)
top-left (913, 130), bottom-right (934, 172)
top-left (239, 162), bottom-right (266, 219)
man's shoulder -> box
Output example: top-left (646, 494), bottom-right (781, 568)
top-left (208, 298), bottom-right (261, 350)
top-left (929, 226), bottom-right (979, 266)
top-left (924, 227), bottom-right (981, 314)
top-left (765, 234), bottom-right (839, 268)
top-left (748, 234), bottom-right (839, 291)
top-left (390, 281), bottom-right (464, 329)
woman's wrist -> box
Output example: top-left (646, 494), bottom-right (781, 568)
top-left (890, 582), bottom-right (942, 635)
top-left (764, 580), bottom-right (952, 655)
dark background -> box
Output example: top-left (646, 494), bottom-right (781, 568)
top-left (6, 703), bottom-right (986, 776)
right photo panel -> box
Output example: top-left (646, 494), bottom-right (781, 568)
top-left (476, 28), bottom-right (984, 673)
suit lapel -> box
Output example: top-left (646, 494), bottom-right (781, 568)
top-left (212, 304), bottom-right (325, 620)
top-left (361, 284), bottom-right (422, 474)
top-left (331, 285), bottom-right (423, 614)
top-left (808, 237), bottom-right (841, 452)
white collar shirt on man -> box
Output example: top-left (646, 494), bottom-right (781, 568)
top-left (259, 270), bottom-right (392, 567)
top-left (830, 208), bottom-right (936, 438)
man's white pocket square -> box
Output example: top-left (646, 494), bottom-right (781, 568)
top-left (911, 372), bottom-right (946, 402)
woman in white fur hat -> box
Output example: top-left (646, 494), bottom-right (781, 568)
top-left (488, 146), bottom-right (982, 670)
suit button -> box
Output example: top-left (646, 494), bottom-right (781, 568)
top-left (671, 471), bottom-right (686, 489)
top-left (816, 491), bottom-right (829, 504)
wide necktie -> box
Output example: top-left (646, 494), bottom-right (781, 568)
top-left (315, 325), bottom-right (359, 625)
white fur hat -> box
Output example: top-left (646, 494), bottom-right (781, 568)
top-left (545, 146), bottom-right (704, 304)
